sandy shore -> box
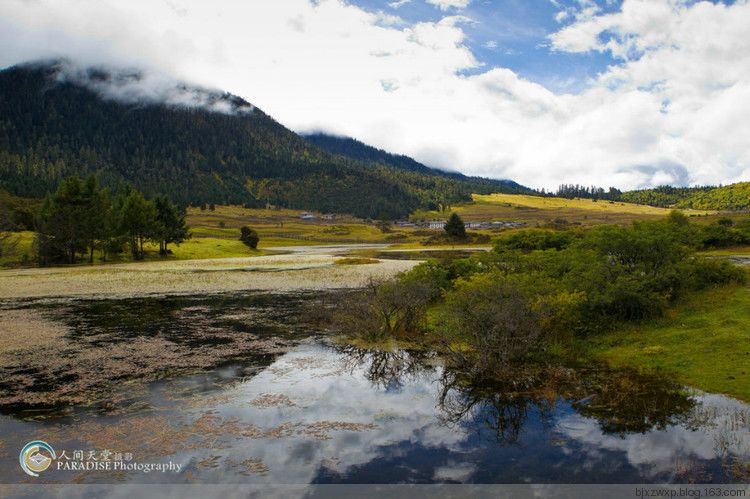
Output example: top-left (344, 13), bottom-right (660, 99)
top-left (0, 247), bottom-right (419, 302)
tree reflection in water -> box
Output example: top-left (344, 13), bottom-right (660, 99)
top-left (337, 345), bottom-right (698, 444)
top-left (440, 363), bottom-right (697, 441)
top-left (335, 344), bottom-right (435, 390)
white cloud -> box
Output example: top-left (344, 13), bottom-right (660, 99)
top-left (557, 393), bottom-right (750, 476)
top-left (0, 0), bottom-right (748, 190)
top-left (426, 0), bottom-right (472, 12)
top-left (389, 0), bottom-right (412, 8)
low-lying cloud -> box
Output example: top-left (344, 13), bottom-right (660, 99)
top-left (1, 0), bottom-right (748, 190)
top-left (46, 60), bottom-right (254, 115)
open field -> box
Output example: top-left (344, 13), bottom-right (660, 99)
top-left (473, 193), bottom-right (715, 215)
top-left (0, 246), bottom-right (418, 301)
top-left (187, 205), bottom-right (417, 245)
top-left (0, 231), bottom-right (269, 267)
top-left (588, 282), bottom-right (750, 402)
top-left (0, 193), bottom-right (735, 268)
top-left (0, 230), bottom-right (33, 266)
top-left (414, 193), bottom-right (718, 227)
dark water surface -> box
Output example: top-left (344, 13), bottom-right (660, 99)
top-left (0, 293), bottom-right (748, 484)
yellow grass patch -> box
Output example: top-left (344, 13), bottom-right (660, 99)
top-left (335, 257), bottom-right (380, 265)
top-left (472, 193), bottom-right (714, 216)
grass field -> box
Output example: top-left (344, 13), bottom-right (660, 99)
top-left (186, 205), bottom-right (431, 249)
top-left (0, 193), bottom-right (727, 268)
top-left (588, 282), bottom-right (750, 402)
top-left (474, 193), bottom-right (714, 215)
top-left (0, 231), bottom-right (34, 266)
top-left (413, 193), bottom-right (717, 227)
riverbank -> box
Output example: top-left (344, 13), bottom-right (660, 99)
top-left (587, 283), bottom-right (750, 402)
top-left (0, 246), bottom-right (418, 302)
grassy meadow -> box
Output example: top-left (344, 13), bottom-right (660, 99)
top-left (1, 193), bottom-right (746, 268)
top-left (588, 281), bottom-right (750, 402)
top-left (413, 193), bottom-right (717, 226)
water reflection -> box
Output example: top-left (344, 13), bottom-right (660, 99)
top-left (335, 345), bottom-right (435, 391)
top-left (0, 295), bottom-right (747, 484)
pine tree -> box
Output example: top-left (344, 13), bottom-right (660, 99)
top-left (119, 190), bottom-right (157, 259)
top-left (154, 195), bottom-right (190, 255)
top-left (444, 213), bottom-right (466, 239)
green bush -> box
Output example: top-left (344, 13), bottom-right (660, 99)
top-left (681, 258), bottom-right (747, 290)
top-left (338, 216), bottom-right (748, 349)
top-left (444, 213), bottom-right (466, 239)
top-left (494, 229), bottom-right (576, 252)
top-left (239, 226), bottom-right (259, 249)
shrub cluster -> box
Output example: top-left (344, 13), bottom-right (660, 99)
top-left (331, 213), bottom-right (747, 375)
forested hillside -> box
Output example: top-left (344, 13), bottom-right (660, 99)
top-left (304, 133), bottom-right (527, 194)
top-left (621, 184), bottom-right (750, 210)
top-left (0, 62), bottom-right (526, 219)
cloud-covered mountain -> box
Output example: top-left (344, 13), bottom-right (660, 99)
top-left (0, 61), bottom-right (527, 218)
top-left (2, 0), bottom-right (748, 190)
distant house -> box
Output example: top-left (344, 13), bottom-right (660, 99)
top-left (299, 212), bottom-right (316, 220)
top-left (490, 221), bottom-right (524, 228)
top-left (321, 213), bottom-right (336, 220)
top-left (427, 220), bottom-right (446, 230)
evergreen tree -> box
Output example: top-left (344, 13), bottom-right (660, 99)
top-left (37, 176), bottom-right (89, 264)
top-left (444, 213), bottom-right (466, 239)
top-left (119, 190), bottom-right (157, 260)
top-left (81, 175), bottom-right (109, 263)
top-left (154, 195), bottom-right (190, 255)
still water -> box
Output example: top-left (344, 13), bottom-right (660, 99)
top-left (0, 293), bottom-right (748, 484)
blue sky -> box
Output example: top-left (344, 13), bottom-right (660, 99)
top-left (351, 0), bottom-right (623, 92)
top-left (350, 0), bottom-right (736, 93)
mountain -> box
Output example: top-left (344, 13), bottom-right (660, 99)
top-left (304, 133), bottom-right (526, 192)
top-left (621, 184), bottom-right (750, 211)
top-left (304, 133), bottom-right (438, 175)
top-left (0, 61), bottom-right (527, 219)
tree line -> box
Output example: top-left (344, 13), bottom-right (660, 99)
top-left (36, 175), bottom-right (189, 265)
top-left (547, 182), bottom-right (750, 212)
top-left (551, 184), bottom-right (623, 201)
top-left (621, 183), bottom-right (750, 211)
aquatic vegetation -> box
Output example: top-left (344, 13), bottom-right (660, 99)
top-left (0, 293), bottom-right (318, 412)
top-left (250, 393), bottom-right (297, 408)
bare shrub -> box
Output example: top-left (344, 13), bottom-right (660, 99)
top-left (330, 276), bottom-right (440, 341)
top-left (437, 275), bottom-right (543, 379)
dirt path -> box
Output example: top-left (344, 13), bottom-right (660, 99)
top-left (0, 245), bottom-right (418, 302)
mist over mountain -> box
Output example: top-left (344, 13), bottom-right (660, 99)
top-left (0, 61), bottom-right (527, 218)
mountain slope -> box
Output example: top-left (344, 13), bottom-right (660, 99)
top-left (304, 132), bottom-right (527, 192)
top-left (621, 184), bottom-right (750, 211)
top-left (0, 61), bottom-right (525, 218)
